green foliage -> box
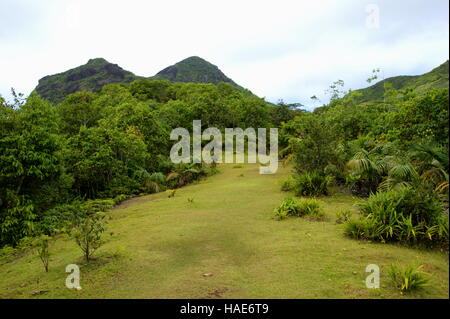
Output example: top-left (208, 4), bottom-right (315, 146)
top-left (38, 198), bottom-right (117, 237)
top-left (354, 60), bottom-right (448, 103)
top-left (294, 171), bottom-right (332, 196)
top-left (35, 58), bottom-right (139, 103)
top-left (134, 170), bottom-right (167, 194)
top-left (0, 94), bottom-right (67, 207)
top-left (113, 194), bottom-right (129, 205)
top-left (34, 235), bottom-right (50, 272)
top-left (3, 58), bottom-right (449, 251)
top-left (0, 192), bottom-right (36, 246)
top-left (274, 197), bottom-right (325, 220)
top-left (280, 175), bottom-right (296, 192)
top-left (385, 88), bottom-right (449, 145)
top-left (282, 113), bottom-right (337, 173)
top-left (270, 100), bottom-right (302, 126)
top-left (344, 187), bottom-right (447, 246)
top-left (82, 199), bottom-right (115, 214)
top-left (58, 91), bottom-right (100, 134)
top-left (38, 201), bottom-right (83, 235)
top-left (66, 121), bottom-right (148, 198)
top-left (154, 56), bottom-right (239, 87)
top-left (388, 264), bottom-right (431, 293)
top-left (71, 213), bottom-right (107, 261)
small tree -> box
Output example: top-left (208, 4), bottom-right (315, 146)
top-left (35, 235), bottom-right (50, 272)
top-left (72, 213), bottom-right (107, 262)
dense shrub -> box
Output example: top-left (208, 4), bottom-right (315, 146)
top-left (280, 175), bottom-right (296, 192)
top-left (38, 198), bottom-right (118, 236)
top-left (344, 187), bottom-right (448, 246)
top-left (294, 171), bottom-right (332, 196)
top-left (82, 199), bottom-right (115, 214)
top-left (388, 264), bottom-right (431, 293)
top-left (38, 202), bottom-right (83, 235)
top-left (274, 197), bottom-right (325, 220)
top-left (0, 193), bottom-right (36, 246)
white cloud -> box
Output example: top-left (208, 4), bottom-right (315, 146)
top-left (0, 0), bottom-right (448, 107)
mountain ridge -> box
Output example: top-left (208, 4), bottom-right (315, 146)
top-left (35, 58), bottom-right (141, 103)
top-left (34, 57), bottom-right (449, 104)
top-left (354, 60), bottom-right (449, 102)
top-left (35, 56), bottom-right (241, 103)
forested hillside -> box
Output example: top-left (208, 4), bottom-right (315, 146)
top-left (154, 56), bottom-right (240, 87)
top-left (355, 60), bottom-right (449, 102)
top-left (34, 58), bottom-right (142, 103)
top-left (0, 59), bottom-right (448, 299)
top-left (1, 79), bottom-right (278, 247)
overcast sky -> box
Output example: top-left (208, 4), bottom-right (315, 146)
top-left (0, 0), bottom-right (448, 108)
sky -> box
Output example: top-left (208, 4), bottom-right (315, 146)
top-left (0, 0), bottom-right (448, 109)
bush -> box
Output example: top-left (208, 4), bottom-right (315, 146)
top-left (274, 197), bottom-right (325, 220)
top-left (71, 213), bottom-right (107, 262)
top-left (280, 175), bottom-right (296, 192)
top-left (344, 219), bottom-right (366, 238)
top-left (0, 193), bottom-right (36, 247)
top-left (38, 202), bottom-right (84, 235)
top-left (388, 264), bottom-right (431, 293)
top-left (344, 187), bottom-right (447, 246)
top-left (113, 194), bottom-right (129, 205)
top-left (82, 199), bottom-right (115, 214)
top-left (34, 235), bottom-right (50, 272)
top-left (294, 171), bottom-right (332, 196)
top-left (38, 198), bottom-right (118, 236)
top-left (324, 164), bottom-right (344, 184)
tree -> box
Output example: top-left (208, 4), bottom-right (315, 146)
top-left (283, 113), bottom-right (337, 173)
top-left (72, 213), bottom-right (107, 262)
top-left (367, 68), bottom-right (381, 84)
top-left (0, 94), bottom-right (67, 206)
top-left (325, 79), bottom-right (346, 100)
top-left (66, 120), bottom-right (148, 198)
top-left (58, 91), bottom-right (101, 134)
top-left (35, 235), bottom-right (50, 272)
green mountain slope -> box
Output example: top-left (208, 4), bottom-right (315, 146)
top-left (355, 60), bottom-right (449, 102)
top-left (34, 58), bottom-right (141, 103)
top-left (34, 56), bottom-right (241, 103)
top-left (153, 56), bottom-right (239, 87)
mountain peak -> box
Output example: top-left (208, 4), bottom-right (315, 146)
top-left (155, 56), bottom-right (238, 86)
top-left (35, 58), bottom-right (138, 103)
top-left (86, 57), bottom-right (109, 65)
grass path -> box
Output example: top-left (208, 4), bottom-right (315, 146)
top-left (0, 163), bottom-right (448, 298)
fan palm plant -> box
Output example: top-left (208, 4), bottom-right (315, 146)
top-left (378, 163), bottom-right (421, 191)
top-left (166, 163), bottom-right (206, 187)
top-left (411, 143), bottom-right (449, 195)
top-left (347, 148), bottom-right (391, 194)
top-left (133, 168), bottom-right (166, 193)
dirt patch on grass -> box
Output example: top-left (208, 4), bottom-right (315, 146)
top-left (204, 287), bottom-right (229, 298)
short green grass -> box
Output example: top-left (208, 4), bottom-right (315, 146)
top-left (0, 163), bottom-right (448, 299)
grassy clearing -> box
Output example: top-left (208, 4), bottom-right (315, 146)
top-left (0, 162), bottom-right (448, 299)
